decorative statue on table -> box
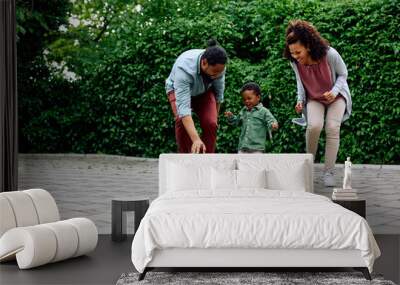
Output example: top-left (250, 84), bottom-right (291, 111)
top-left (343, 157), bottom-right (352, 190)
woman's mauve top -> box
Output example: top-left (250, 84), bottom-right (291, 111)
top-left (297, 55), bottom-right (341, 106)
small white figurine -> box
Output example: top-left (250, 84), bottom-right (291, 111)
top-left (343, 157), bottom-right (352, 190)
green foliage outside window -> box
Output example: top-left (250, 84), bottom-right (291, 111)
top-left (17, 0), bottom-right (400, 163)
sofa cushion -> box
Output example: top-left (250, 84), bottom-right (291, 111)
top-left (237, 158), bottom-right (309, 191)
top-left (237, 169), bottom-right (267, 189)
top-left (211, 168), bottom-right (267, 192)
top-left (266, 163), bottom-right (306, 191)
top-left (24, 189), bottom-right (60, 223)
top-left (167, 162), bottom-right (212, 191)
top-left (212, 168), bottom-right (236, 191)
top-left (0, 196), bottom-right (16, 237)
top-left (1, 192), bottom-right (39, 227)
top-left (160, 154), bottom-right (237, 195)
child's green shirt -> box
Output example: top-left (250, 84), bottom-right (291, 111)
top-left (228, 103), bottom-right (277, 151)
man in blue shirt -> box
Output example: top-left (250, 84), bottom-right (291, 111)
top-left (166, 40), bottom-right (227, 153)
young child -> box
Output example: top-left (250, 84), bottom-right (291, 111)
top-left (224, 82), bottom-right (278, 153)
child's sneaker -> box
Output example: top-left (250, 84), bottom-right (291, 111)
top-left (323, 170), bottom-right (336, 187)
top-left (291, 115), bottom-right (307, 127)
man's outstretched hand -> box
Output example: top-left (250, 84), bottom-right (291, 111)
top-left (191, 139), bottom-right (206, 154)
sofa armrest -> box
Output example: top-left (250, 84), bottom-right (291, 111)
top-left (0, 218), bottom-right (98, 269)
top-left (0, 225), bottom-right (57, 268)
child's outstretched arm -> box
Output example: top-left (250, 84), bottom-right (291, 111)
top-left (224, 111), bottom-right (241, 126)
top-left (265, 109), bottom-right (279, 130)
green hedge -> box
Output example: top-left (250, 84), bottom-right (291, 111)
top-left (18, 0), bottom-right (400, 163)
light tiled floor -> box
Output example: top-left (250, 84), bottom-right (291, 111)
top-left (18, 154), bottom-right (400, 234)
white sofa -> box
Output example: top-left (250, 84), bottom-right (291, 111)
top-left (0, 189), bottom-right (98, 269)
top-left (131, 153), bottom-right (380, 281)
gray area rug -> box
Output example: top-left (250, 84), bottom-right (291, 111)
top-left (116, 271), bottom-right (396, 285)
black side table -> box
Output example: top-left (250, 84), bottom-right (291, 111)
top-left (112, 198), bottom-right (149, 242)
top-left (332, 199), bottom-right (366, 218)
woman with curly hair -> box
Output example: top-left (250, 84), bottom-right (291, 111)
top-left (284, 20), bottom-right (352, 187)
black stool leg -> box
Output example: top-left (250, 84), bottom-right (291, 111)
top-left (112, 200), bottom-right (124, 242)
top-left (138, 268), bottom-right (148, 281)
top-left (354, 267), bottom-right (372, 280)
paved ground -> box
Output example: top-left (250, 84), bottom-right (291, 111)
top-left (17, 154), bottom-right (400, 234)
